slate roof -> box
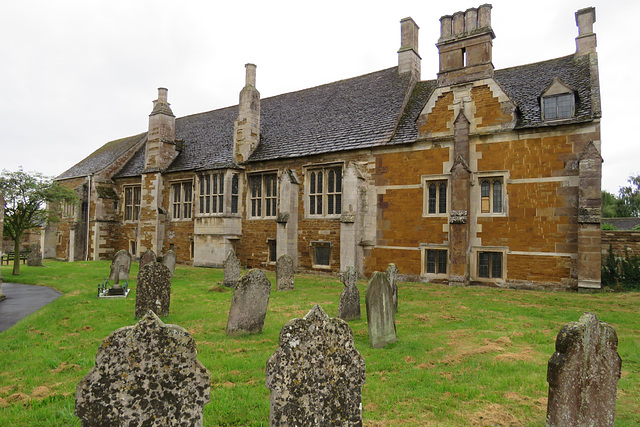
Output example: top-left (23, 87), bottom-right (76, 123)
top-left (63, 54), bottom-right (597, 180)
top-left (57, 133), bottom-right (146, 180)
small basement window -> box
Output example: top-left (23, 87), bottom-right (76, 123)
top-left (311, 241), bottom-right (332, 268)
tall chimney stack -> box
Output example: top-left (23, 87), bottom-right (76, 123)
top-left (575, 7), bottom-right (596, 56)
top-left (145, 87), bottom-right (177, 170)
top-left (233, 64), bottom-right (261, 164)
top-left (398, 17), bottom-right (421, 82)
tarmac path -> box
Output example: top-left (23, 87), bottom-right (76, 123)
top-left (0, 283), bottom-right (62, 333)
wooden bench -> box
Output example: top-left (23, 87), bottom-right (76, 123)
top-left (1, 251), bottom-right (30, 265)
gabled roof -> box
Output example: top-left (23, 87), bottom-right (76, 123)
top-left (57, 133), bottom-right (146, 180)
top-left (63, 53), bottom-right (598, 180)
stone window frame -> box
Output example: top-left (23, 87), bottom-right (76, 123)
top-left (198, 172), bottom-right (225, 215)
top-left (60, 201), bottom-right (77, 219)
top-left (475, 171), bottom-right (509, 218)
top-left (304, 163), bottom-right (344, 219)
top-left (310, 240), bottom-right (333, 270)
top-left (267, 238), bottom-right (277, 265)
top-left (247, 170), bottom-right (279, 220)
top-left (470, 246), bottom-right (508, 284)
top-left (195, 170), bottom-right (242, 218)
top-left (123, 185), bottom-right (141, 222)
top-left (169, 180), bottom-right (193, 221)
top-left (420, 244), bottom-right (449, 279)
top-left (421, 174), bottom-right (450, 217)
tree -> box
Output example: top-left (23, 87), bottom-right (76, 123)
top-left (602, 190), bottom-right (619, 218)
top-left (618, 174), bottom-right (640, 217)
top-left (0, 168), bottom-right (77, 275)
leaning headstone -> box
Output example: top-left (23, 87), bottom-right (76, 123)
top-left (266, 305), bottom-right (366, 426)
top-left (338, 266), bottom-right (361, 321)
top-left (226, 269), bottom-right (271, 336)
top-left (27, 242), bottom-right (43, 267)
top-left (75, 310), bottom-right (210, 426)
top-left (276, 254), bottom-right (295, 291)
top-left (139, 249), bottom-right (157, 271)
top-left (386, 263), bottom-right (399, 312)
top-left (162, 249), bottom-right (177, 277)
top-left (222, 249), bottom-right (241, 288)
top-left (546, 312), bottom-right (621, 427)
top-left (104, 249), bottom-right (132, 296)
top-left (365, 271), bottom-right (397, 348)
top-left (134, 262), bottom-right (172, 318)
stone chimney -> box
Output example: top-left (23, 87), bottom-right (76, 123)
top-left (575, 7), bottom-right (596, 56)
top-left (145, 87), bottom-right (177, 170)
top-left (436, 4), bottom-right (495, 86)
top-left (398, 17), bottom-right (421, 81)
top-left (233, 63), bottom-right (261, 164)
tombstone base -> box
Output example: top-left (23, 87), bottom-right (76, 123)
top-left (99, 288), bottom-right (130, 299)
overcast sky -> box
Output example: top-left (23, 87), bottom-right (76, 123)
top-left (1, 0), bottom-right (637, 193)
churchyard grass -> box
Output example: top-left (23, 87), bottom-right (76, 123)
top-left (0, 260), bottom-right (639, 426)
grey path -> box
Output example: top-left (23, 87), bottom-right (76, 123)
top-left (0, 283), bottom-right (61, 333)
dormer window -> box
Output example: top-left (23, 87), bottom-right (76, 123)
top-left (541, 77), bottom-right (575, 121)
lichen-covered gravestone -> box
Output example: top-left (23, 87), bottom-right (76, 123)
top-left (276, 254), bottom-right (295, 291)
top-left (75, 311), bottom-right (210, 426)
top-left (134, 262), bottom-right (172, 318)
top-left (338, 266), bottom-right (360, 321)
top-left (162, 249), bottom-right (177, 277)
top-left (27, 242), bottom-right (43, 267)
top-left (365, 271), bottom-right (397, 348)
top-left (546, 312), bottom-right (621, 427)
top-left (385, 263), bottom-right (399, 312)
top-left (266, 305), bottom-right (366, 426)
top-left (226, 269), bottom-right (271, 335)
top-left (223, 249), bottom-right (241, 288)
top-left (139, 249), bottom-right (157, 271)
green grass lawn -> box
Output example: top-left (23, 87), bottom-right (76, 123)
top-left (0, 260), bottom-right (638, 426)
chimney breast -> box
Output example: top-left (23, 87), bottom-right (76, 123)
top-left (245, 63), bottom-right (257, 87)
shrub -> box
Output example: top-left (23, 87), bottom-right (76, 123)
top-left (602, 245), bottom-right (640, 291)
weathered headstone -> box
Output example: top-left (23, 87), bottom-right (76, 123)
top-left (338, 266), bottom-right (361, 321)
top-left (266, 305), bottom-right (366, 426)
top-left (386, 263), bottom-right (399, 312)
top-left (226, 269), bottom-right (271, 336)
top-left (105, 249), bottom-right (132, 296)
top-left (134, 262), bottom-right (172, 318)
top-left (546, 312), bottom-right (622, 427)
top-left (162, 249), bottom-right (177, 277)
top-left (139, 249), bottom-right (157, 271)
top-left (365, 271), bottom-right (397, 348)
top-left (75, 310), bottom-right (210, 426)
top-left (27, 241), bottom-right (43, 267)
top-left (222, 249), bottom-right (241, 288)
top-left (276, 254), bottom-right (295, 291)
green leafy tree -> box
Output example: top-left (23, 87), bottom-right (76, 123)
top-left (0, 168), bottom-right (77, 275)
top-left (618, 174), bottom-right (640, 217)
top-left (601, 190), bottom-right (619, 218)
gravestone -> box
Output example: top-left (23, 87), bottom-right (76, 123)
top-left (546, 312), bottom-right (621, 427)
top-left (139, 249), bottom-right (157, 271)
top-left (75, 311), bottom-right (210, 426)
top-left (365, 271), bottom-right (397, 348)
top-left (266, 305), bottom-right (366, 426)
top-left (226, 269), bottom-right (271, 336)
top-left (222, 249), bottom-right (241, 288)
top-left (27, 242), bottom-right (43, 267)
top-left (162, 249), bottom-right (177, 277)
top-left (105, 250), bottom-right (132, 296)
top-left (338, 266), bottom-right (361, 321)
top-left (276, 254), bottom-right (295, 291)
top-left (134, 262), bottom-right (172, 318)
top-left (386, 263), bottom-right (399, 312)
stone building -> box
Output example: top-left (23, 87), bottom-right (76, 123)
top-left (49, 5), bottom-right (602, 290)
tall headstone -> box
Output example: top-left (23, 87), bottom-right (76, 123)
top-left (108, 250), bottom-right (132, 283)
top-left (365, 271), bottom-right (397, 348)
top-left (75, 311), bottom-right (210, 426)
top-left (546, 312), bottom-right (621, 427)
top-left (266, 305), bottom-right (366, 426)
top-left (139, 249), bottom-right (157, 271)
top-left (27, 241), bottom-right (43, 266)
top-left (223, 249), bottom-right (241, 288)
top-left (276, 254), bottom-right (295, 291)
top-left (135, 262), bottom-right (172, 318)
top-left (162, 249), bottom-right (177, 277)
top-left (226, 269), bottom-right (271, 336)
top-left (338, 266), bottom-right (361, 321)
top-left (386, 263), bottom-right (399, 312)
